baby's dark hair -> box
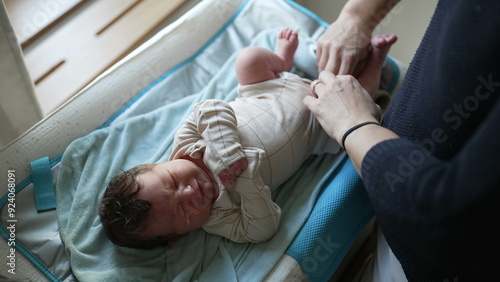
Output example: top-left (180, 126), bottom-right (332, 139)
top-left (98, 165), bottom-right (177, 250)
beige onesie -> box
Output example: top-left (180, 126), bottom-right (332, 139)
top-left (170, 72), bottom-right (340, 243)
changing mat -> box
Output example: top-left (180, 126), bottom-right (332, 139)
top-left (0, 0), bottom-right (407, 281)
top-left (56, 28), bottom-right (343, 281)
top-left (52, 1), bottom-right (405, 281)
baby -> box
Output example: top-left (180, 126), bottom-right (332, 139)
top-left (99, 28), bottom-right (396, 249)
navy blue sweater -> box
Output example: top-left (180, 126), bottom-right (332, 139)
top-left (362, 0), bottom-right (500, 281)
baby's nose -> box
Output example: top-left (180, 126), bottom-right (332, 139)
top-left (181, 185), bottom-right (196, 197)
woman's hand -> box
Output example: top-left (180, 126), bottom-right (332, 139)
top-left (317, 15), bottom-right (371, 75)
top-left (305, 71), bottom-right (398, 173)
top-left (304, 71), bottom-right (382, 144)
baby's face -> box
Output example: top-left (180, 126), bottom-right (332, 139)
top-left (135, 159), bottom-right (219, 239)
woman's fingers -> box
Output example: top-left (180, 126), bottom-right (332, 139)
top-left (305, 71), bottom-right (382, 142)
top-left (319, 70), bottom-right (337, 85)
top-left (316, 17), bottom-right (372, 75)
top-left (313, 71), bottom-right (338, 97)
top-left (338, 52), bottom-right (358, 75)
top-left (323, 50), bottom-right (341, 75)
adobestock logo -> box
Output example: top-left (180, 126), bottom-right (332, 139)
top-left (214, 1), bottom-right (240, 21)
top-left (443, 74), bottom-right (499, 130)
top-left (384, 74), bottom-right (499, 192)
top-left (301, 234), bottom-right (341, 274)
top-left (368, 0), bottom-right (404, 36)
top-left (19, 0), bottom-right (76, 39)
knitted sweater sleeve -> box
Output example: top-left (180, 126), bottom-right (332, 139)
top-left (361, 98), bottom-right (500, 273)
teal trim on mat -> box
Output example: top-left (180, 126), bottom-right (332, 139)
top-left (31, 157), bottom-right (56, 212)
top-left (285, 158), bottom-right (374, 281)
top-left (287, 211), bottom-right (373, 282)
top-left (385, 56), bottom-right (401, 94)
top-left (0, 157), bottom-right (62, 282)
top-left (0, 157), bottom-right (60, 209)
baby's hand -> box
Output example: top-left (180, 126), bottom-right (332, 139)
top-left (218, 158), bottom-right (248, 191)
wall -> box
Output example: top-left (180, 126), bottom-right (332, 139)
top-left (296, 0), bottom-right (439, 65)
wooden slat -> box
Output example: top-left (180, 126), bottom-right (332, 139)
top-left (4, 0), bottom-right (86, 48)
top-left (22, 0), bottom-right (187, 116)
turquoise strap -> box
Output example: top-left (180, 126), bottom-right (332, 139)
top-left (31, 157), bottom-right (56, 212)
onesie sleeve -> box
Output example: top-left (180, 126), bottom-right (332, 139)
top-left (170, 99), bottom-right (245, 175)
top-left (202, 148), bottom-right (281, 243)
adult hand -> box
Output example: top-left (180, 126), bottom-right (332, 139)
top-left (317, 15), bottom-right (371, 75)
top-left (304, 71), bottom-right (382, 144)
top-left (218, 158), bottom-right (248, 191)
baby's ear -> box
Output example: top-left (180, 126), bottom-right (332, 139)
top-left (167, 235), bottom-right (184, 245)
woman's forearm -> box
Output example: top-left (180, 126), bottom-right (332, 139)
top-left (339, 0), bottom-right (401, 32)
top-left (342, 123), bottom-right (399, 175)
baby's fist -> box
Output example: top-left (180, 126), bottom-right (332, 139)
top-left (218, 158), bottom-right (248, 191)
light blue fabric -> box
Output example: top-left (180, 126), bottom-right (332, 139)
top-left (56, 30), bottom-right (344, 281)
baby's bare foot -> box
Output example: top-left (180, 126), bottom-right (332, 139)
top-left (370, 34), bottom-right (397, 68)
top-left (357, 34), bottom-right (397, 97)
top-left (276, 28), bottom-right (299, 71)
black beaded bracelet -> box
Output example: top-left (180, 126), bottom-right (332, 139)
top-left (341, 122), bottom-right (380, 150)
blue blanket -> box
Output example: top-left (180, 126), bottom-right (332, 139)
top-left (56, 30), bottom-right (346, 281)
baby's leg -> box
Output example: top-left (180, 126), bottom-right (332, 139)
top-left (236, 28), bottom-right (298, 85)
top-left (357, 34), bottom-right (397, 97)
